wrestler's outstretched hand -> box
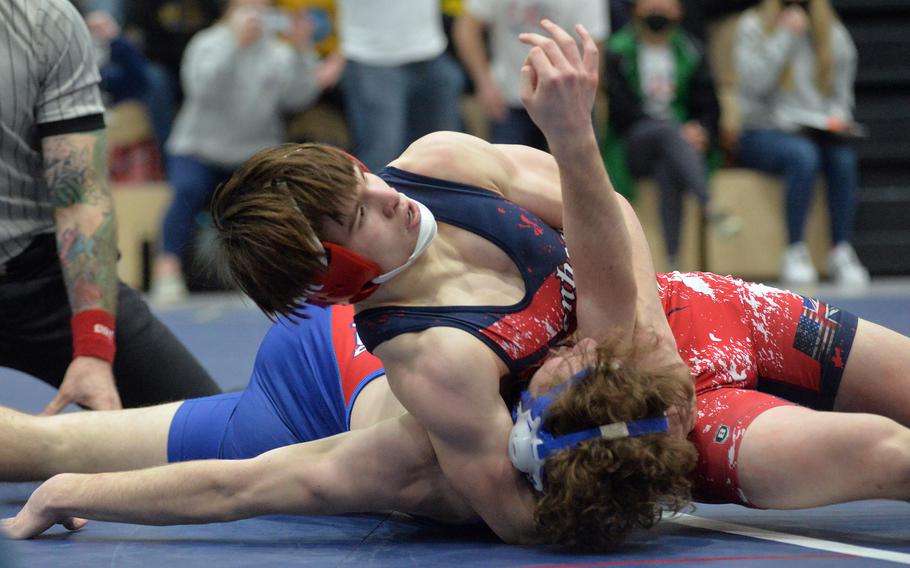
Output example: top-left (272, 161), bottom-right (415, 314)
top-left (518, 19), bottom-right (599, 142)
top-left (1, 476), bottom-right (88, 539)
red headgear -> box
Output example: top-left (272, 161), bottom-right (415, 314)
top-left (305, 151), bottom-right (382, 306)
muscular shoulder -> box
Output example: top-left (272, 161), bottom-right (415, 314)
top-left (375, 327), bottom-right (503, 394)
top-left (389, 131), bottom-right (513, 196)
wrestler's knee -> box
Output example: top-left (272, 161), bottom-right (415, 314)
top-left (861, 419), bottom-right (910, 495)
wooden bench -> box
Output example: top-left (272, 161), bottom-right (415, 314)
top-left (633, 168), bottom-right (831, 280)
top-left (111, 182), bottom-right (171, 289)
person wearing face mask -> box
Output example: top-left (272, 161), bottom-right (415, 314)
top-left (734, 0), bottom-right (869, 287)
top-left (7, 21), bottom-right (910, 552)
top-left (602, 0), bottom-right (740, 271)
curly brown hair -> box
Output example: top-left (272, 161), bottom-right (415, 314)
top-left (211, 143), bottom-right (360, 319)
top-left (533, 341), bottom-right (697, 550)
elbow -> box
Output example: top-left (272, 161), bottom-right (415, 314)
top-left (214, 460), bottom-right (278, 521)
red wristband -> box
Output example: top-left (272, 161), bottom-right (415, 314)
top-left (71, 309), bottom-right (116, 363)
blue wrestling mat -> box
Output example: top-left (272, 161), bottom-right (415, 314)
top-left (2, 283), bottom-right (910, 567)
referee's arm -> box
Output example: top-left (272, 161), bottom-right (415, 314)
top-left (43, 125), bottom-right (118, 317)
top-left (33, 0), bottom-right (123, 413)
top-left (39, 125), bottom-right (123, 414)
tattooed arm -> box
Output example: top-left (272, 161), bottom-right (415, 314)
top-left (42, 129), bottom-right (122, 414)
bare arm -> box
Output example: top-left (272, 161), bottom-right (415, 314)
top-left (390, 131), bottom-right (564, 229)
top-left (378, 331), bottom-right (539, 545)
top-left (391, 119), bottom-right (676, 366)
top-left (42, 128), bottom-right (121, 414)
top-left (452, 13), bottom-right (507, 121)
top-left (452, 13), bottom-right (492, 95)
top-left (2, 414), bottom-right (472, 539)
top-left (518, 21), bottom-right (636, 343)
top-left (46, 129), bottom-right (118, 315)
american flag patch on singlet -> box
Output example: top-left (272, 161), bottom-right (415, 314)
top-left (793, 297), bottom-right (841, 363)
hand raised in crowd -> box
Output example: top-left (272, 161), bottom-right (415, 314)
top-left (518, 20), bottom-right (600, 142)
top-left (41, 357), bottom-right (122, 415)
top-left (681, 120), bottom-right (709, 154)
top-left (85, 10), bottom-right (120, 42)
top-left (779, 5), bottom-right (809, 35)
top-left (316, 51), bottom-right (347, 90)
top-left (286, 9), bottom-right (316, 51)
top-left (230, 5), bottom-right (265, 48)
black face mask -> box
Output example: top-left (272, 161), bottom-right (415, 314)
top-left (643, 13), bottom-right (673, 33)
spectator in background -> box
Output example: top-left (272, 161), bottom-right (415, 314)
top-left (124, 0), bottom-right (223, 157)
top-left (150, 0), bottom-right (340, 303)
top-left (276, 0), bottom-right (337, 56)
top-left (453, 0), bottom-right (608, 150)
top-left (734, 0), bottom-right (869, 286)
top-left (602, 0), bottom-right (739, 271)
top-left (86, 10), bottom-right (150, 106)
top-left (336, 0), bottom-right (465, 171)
top-left (85, 9), bottom-right (165, 183)
top-left (81, 0), bottom-right (126, 23)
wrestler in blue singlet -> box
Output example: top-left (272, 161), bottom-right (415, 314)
top-left (355, 167), bottom-right (578, 377)
top-left (167, 305), bottom-right (385, 462)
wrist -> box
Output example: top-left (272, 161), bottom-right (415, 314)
top-left (71, 309), bottom-right (116, 364)
top-left (546, 128), bottom-right (600, 160)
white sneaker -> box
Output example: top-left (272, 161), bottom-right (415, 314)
top-left (780, 242), bottom-right (818, 285)
top-left (828, 242), bottom-right (870, 287)
top-left (149, 274), bottom-right (188, 304)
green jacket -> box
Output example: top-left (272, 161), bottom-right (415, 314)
top-left (601, 24), bottom-right (721, 199)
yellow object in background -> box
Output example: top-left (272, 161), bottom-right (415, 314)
top-left (441, 0), bottom-right (464, 17)
top-left (276, 0), bottom-right (337, 56)
top-left (275, 0), bottom-right (461, 56)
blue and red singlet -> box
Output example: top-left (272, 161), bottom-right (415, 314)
top-left (167, 304), bottom-right (384, 462)
top-left (355, 167), bottom-right (578, 377)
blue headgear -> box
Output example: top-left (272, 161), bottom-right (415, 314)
top-left (508, 368), bottom-right (670, 492)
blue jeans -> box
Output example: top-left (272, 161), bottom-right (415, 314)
top-left (341, 52), bottom-right (465, 171)
top-left (161, 155), bottom-right (235, 256)
top-left (737, 129), bottom-right (859, 245)
top-left (490, 107), bottom-right (547, 150)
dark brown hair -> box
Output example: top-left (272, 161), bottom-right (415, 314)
top-left (533, 340), bottom-right (697, 550)
top-left (211, 143), bottom-right (360, 319)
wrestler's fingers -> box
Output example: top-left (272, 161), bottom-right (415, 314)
top-left (539, 19), bottom-right (582, 66)
top-left (61, 517), bottom-right (88, 532)
top-left (519, 32), bottom-right (570, 70)
top-left (519, 62), bottom-right (537, 102)
top-left (522, 44), bottom-right (556, 84)
top-left (575, 24), bottom-right (600, 77)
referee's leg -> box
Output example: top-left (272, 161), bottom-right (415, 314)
top-left (112, 282), bottom-right (221, 406)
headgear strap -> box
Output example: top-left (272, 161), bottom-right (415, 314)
top-left (304, 150), bottom-right (437, 305)
top-left (508, 368), bottom-right (670, 492)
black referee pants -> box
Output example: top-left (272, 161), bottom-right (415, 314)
top-left (0, 235), bottom-right (221, 407)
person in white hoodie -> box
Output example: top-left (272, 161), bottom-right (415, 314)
top-left (151, 0), bottom-right (343, 303)
top-left (734, 0), bottom-right (869, 287)
top-left (335, 0), bottom-right (465, 172)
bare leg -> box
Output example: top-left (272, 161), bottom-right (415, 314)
top-left (0, 402), bottom-right (181, 481)
top-left (834, 319), bottom-right (910, 425)
top-left (738, 405), bottom-right (910, 508)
